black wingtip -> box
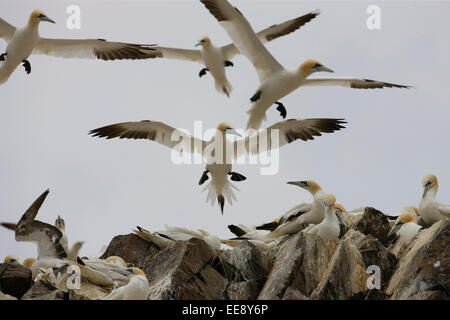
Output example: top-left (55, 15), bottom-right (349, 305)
top-left (218, 195), bottom-right (225, 214)
top-left (77, 256), bottom-right (86, 266)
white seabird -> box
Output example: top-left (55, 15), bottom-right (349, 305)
top-left (90, 118), bottom-right (345, 213)
top-left (223, 224), bottom-right (273, 250)
top-left (103, 267), bottom-right (150, 300)
top-left (54, 215), bottom-right (69, 256)
top-left (199, 0), bottom-right (410, 130)
top-left (260, 180), bottom-right (327, 240)
top-left (387, 213), bottom-right (421, 257)
top-left (0, 10), bottom-right (159, 84)
top-left (1, 189), bottom-right (67, 260)
top-left (419, 174), bottom-right (450, 225)
top-left (3, 254), bottom-right (20, 264)
top-left (148, 11), bottom-right (319, 96)
top-left (134, 225), bottom-right (221, 251)
top-left (304, 194), bottom-right (340, 241)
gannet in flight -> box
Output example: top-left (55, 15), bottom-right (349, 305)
top-left (419, 174), bottom-right (450, 225)
top-left (387, 213), bottom-right (421, 244)
top-left (0, 10), bottom-right (159, 84)
top-left (134, 226), bottom-right (221, 251)
top-left (304, 194), bottom-right (340, 241)
top-left (258, 180), bottom-right (327, 240)
top-left (103, 267), bottom-right (150, 300)
top-left (1, 189), bottom-right (67, 259)
top-left (149, 11), bottom-right (319, 97)
top-left (90, 118), bottom-right (345, 213)
top-left (200, 0), bottom-right (411, 130)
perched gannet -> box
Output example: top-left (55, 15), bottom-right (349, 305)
top-left (221, 239), bottom-right (270, 251)
top-left (304, 194), bottom-right (340, 241)
top-left (419, 174), bottom-right (450, 225)
top-left (134, 226), bottom-right (221, 251)
top-left (103, 268), bottom-right (149, 300)
top-left (0, 10), bottom-right (159, 84)
top-left (259, 180), bottom-right (326, 240)
top-left (54, 215), bottom-right (69, 255)
top-left (387, 213), bottom-right (421, 245)
top-left (76, 256), bottom-right (128, 287)
top-left (22, 257), bottom-right (36, 269)
top-left (148, 11), bottom-right (319, 96)
top-left (200, 0), bottom-right (410, 130)
top-left (3, 254), bottom-right (20, 264)
top-left (90, 118), bottom-right (345, 213)
top-left (0, 189), bottom-right (67, 259)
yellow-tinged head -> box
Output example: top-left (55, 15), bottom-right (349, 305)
top-left (396, 213), bottom-right (417, 225)
top-left (323, 194), bottom-right (336, 207)
top-left (3, 254), bottom-right (19, 264)
top-left (216, 122), bottom-right (242, 137)
top-left (421, 174), bottom-right (438, 198)
top-left (196, 36), bottom-right (211, 47)
top-left (287, 180), bottom-right (322, 195)
top-left (28, 10), bottom-right (55, 26)
top-left (334, 203), bottom-right (346, 213)
top-left (23, 257), bottom-right (36, 268)
top-left (299, 59), bottom-right (334, 77)
top-left (106, 256), bottom-right (127, 268)
top-left (130, 267), bottom-right (145, 277)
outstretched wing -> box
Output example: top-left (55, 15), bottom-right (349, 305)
top-left (89, 120), bottom-right (206, 155)
top-left (150, 46), bottom-right (203, 62)
top-left (0, 17), bottom-right (16, 41)
top-left (235, 118), bottom-right (346, 157)
top-left (34, 38), bottom-right (160, 60)
top-left (201, 0), bottom-right (283, 82)
top-left (16, 189), bottom-right (50, 239)
top-left (302, 77), bottom-right (411, 89)
top-left (221, 10), bottom-right (320, 60)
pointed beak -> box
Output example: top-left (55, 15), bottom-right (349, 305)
top-left (195, 41), bottom-right (203, 47)
top-left (40, 16), bottom-right (56, 24)
top-left (422, 183), bottom-right (431, 199)
top-left (226, 128), bottom-right (242, 138)
top-left (287, 181), bottom-right (308, 189)
top-left (387, 222), bottom-right (403, 240)
top-left (111, 268), bottom-right (133, 276)
top-left (316, 65), bottom-right (334, 73)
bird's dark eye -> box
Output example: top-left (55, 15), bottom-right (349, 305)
top-left (313, 63), bottom-right (322, 68)
top-left (201, 40), bottom-right (206, 43)
top-left (38, 14), bottom-right (46, 18)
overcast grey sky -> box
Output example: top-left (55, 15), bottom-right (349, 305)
top-left (1, 0), bottom-right (449, 260)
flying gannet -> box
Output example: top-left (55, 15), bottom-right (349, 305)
top-left (0, 10), bottom-right (159, 84)
top-left (89, 118), bottom-right (345, 213)
top-left (304, 194), bottom-right (340, 241)
top-left (419, 174), bottom-right (450, 225)
top-left (1, 189), bottom-right (67, 260)
top-left (134, 226), bottom-right (221, 251)
top-left (259, 180), bottom-right (327, 240)
top-left (199, 0), bottom-right (410, 130)
top-left (147, 11), bottom-right (319, 97)
top-left (103, 267), bottom-right (150, 300)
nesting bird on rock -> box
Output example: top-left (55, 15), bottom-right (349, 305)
top-left (103, 267), bottom-right (150, 300)
top-left (419, 174), bottom-right (450, 226)
top-left (260, 180), bottom-right (327, 240)
top-left (304, 194), bottom-right (340, 241)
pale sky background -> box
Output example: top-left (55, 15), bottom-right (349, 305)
top-left (0, 0), bottom-right (449, 260)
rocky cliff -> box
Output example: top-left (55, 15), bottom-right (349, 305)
top-left (1, 208), bottom-right (448, 300)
